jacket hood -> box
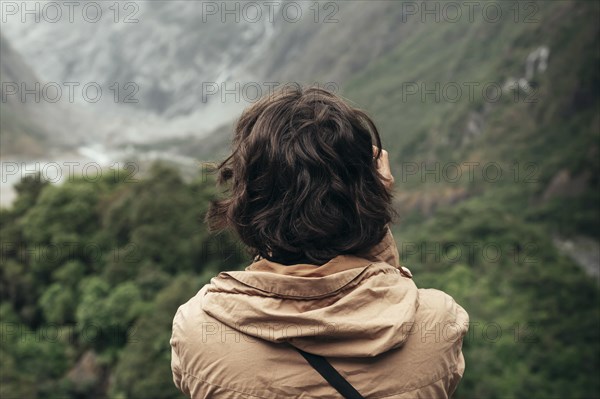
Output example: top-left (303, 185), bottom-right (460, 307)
top-left (201, 231), bottom-right (418, 358)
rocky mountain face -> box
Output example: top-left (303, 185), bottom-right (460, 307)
top-left (1, 1), bottom-right (409, 150)
top-left (0, 35), bottom-right (69, 157)
top-left (1, 34), bottom-right (44, 157)
top-left (0, 34), bottom-right (113, 158)
top-left (3, 2), bottom-right (261, 148)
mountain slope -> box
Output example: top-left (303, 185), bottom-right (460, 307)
top-left (337, 2), bottom-right (600, 396)
top-left (0, 35), bottom-right (48, 157)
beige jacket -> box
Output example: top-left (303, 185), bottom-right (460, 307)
top-left (171, 229), bottom-right (469, 398)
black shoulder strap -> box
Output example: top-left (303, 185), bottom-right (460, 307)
top-left (295, 347), bottom-right (365, 399)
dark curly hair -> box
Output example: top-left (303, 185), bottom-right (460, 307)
top-left (206, 85), bottom-right (395, 265)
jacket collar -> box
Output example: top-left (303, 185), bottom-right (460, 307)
top-left (226, 227), bottom-right (406, 298)
top-left (245, 254), bottom-right (372, 276)
top-left (214, 255), bottom-right (377, 299)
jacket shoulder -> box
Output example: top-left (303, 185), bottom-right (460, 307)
top-left (418, 289), bottom-right (469, 322)
top-left (411, 288), bottom-right (469, 350)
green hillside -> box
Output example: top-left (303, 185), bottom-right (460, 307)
top-left (0, 166), bottom-right (250, 398)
